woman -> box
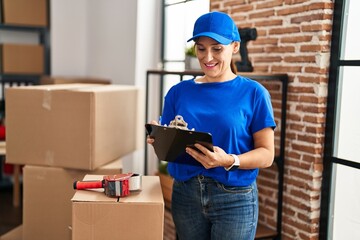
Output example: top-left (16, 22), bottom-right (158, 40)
top-left (148, 11), bottom-right (275, 240)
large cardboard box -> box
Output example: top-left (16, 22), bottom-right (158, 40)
top-left (0, 44), bottom-right (44, 74)
top-left (40, 76), bottom-right (111, 85)
top-left (1, 0), bottom-right (47, 27)
top-left (6, 84), bottom-right (139, 170)
top-left (72, 175), bottom-right (164, 240)
top-left (23, 158), bottom-right (123, 240)
top-left (0, 225), bottom-right (22, 240)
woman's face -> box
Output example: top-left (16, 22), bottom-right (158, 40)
top-left (195, 37), bottom-right (239, 81)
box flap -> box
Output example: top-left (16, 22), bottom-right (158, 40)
top-left (40, 75), bottom-right (111, 85)
top-left (6, 83), bottom-right (104, 91)
top-left (71, 84), bottom-right (138, 92)
top-left (6, 84), bottom-right (138, 93)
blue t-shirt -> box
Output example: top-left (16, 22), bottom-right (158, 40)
top-left (161, 75), bottom-right (276, 186)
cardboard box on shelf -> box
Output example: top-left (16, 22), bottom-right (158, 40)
top-left (22, 157), bottom-right (123, 240)
top-left (6, 84), bottom-right (139, 170)
top-left (40, 76), bottom-right (111, 85)
top-left (0, 225), bottom-right (22, 240)
top-left (72, 175), bottom-right (164, 240)
top-left (0, 44), bottom-right (44, 74)
top-left (1, 0), bottom-right (47, 27)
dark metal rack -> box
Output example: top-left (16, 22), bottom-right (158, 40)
top-left (0, 1), bottom-right (51, 191)
top-left (0, 20), bottom-right (50, 115)
top-left (144, 69), bottom-right (288, 239)
top-left (0, 24), bottom-right (50, 87)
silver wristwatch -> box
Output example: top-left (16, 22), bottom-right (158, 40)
top-left (224, 154), bottom-right (240, 171)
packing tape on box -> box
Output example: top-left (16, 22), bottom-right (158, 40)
top-left (42, 90), bottom-right (52, 110)
top-left (129, 174), bottom-right (142, 191)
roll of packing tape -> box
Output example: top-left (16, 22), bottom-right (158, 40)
top-left (129, 174), bottom-right (142, 191)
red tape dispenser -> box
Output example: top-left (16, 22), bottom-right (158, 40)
top-left (73, 173), bottom-right (140, 197)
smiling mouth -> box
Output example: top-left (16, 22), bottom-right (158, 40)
top-left (204, 63), bottom-right (217, 68)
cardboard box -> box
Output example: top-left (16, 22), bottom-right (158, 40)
top-left (23, 158), bottom-right (123, 240)
top-left (1, 0), bottom-right (47, 27)
top-left (40, 76), bottom-right (111, 85)
top-left (0, 225), bottom-right (22, 240)
top-left (0, 44), bottom-right (44, 74)
top-left (72, 175), bottom-right (164, 240)
top-left (6, 84), bottom-right (139, 170)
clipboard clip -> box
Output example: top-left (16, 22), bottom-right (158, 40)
top-left (168, 115), bottom-right (189, 130)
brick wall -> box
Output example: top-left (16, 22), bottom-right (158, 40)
top-left (211, 0), bottom-right (333, 239)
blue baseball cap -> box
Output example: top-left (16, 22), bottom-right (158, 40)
top-left (187, 11), bottom-right (241, 45)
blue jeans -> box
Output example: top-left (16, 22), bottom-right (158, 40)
top-left (171, 175), bottom-right (258, 240)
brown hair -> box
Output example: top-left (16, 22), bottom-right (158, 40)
top-left (231, 60), bottom-right (237, 74)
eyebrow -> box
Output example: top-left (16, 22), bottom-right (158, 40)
top-left (196, 42), bottom-right (222, 47)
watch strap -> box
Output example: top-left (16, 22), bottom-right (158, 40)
top-left (225, 154), bottom-right (240, 171)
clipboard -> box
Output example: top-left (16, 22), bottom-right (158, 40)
top-left (145, 124), bottom-right (213, 166)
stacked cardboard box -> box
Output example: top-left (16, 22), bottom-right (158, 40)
top-left (0, 0), bottom-right (48, 27)
top-left (4, 83), bottom-right (152, 240)
top-left (72, 175), bottom-right (164, 240)
top-left (22, 160), bottom-right (124, 240)
top-left (0, 44), bottom-right (44, 75)
top-left (0, 225), bottom-right (22, 240)
top-left (6, 84), bottom-right (139, 170)
top-left (0, 0), bottom-right (48, 76)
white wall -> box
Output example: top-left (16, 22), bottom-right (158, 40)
top-left (51, 0), bottom-right (88, 76)
top-left (51, 0), bottom-right (139, 83)
top-left (86, 1), bottom-right (137, 85)
top-left (51, 0), bottom-right (161, 174)
top-left (133, 1), bottom-right (162, 175)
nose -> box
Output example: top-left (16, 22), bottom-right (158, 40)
top-left (200, 49), bottom-right (213, 62)
top-left (204, 50), bottom-right (214, 62)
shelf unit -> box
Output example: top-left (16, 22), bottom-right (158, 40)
top-left (0, 1), bottom-right (50, 199)
top-left (0, 23), bottom-right (50, 114)
top-left (144, 69), bottom-right (288, 240)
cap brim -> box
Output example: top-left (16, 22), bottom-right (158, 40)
top-left (187, 32), bottom-right (234, 45)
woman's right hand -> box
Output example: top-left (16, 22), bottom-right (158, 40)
top-left (146, 120), bottom-right (159, 145)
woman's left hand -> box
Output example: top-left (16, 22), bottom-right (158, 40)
top-left (185, 144), bottom-right (233, 169)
